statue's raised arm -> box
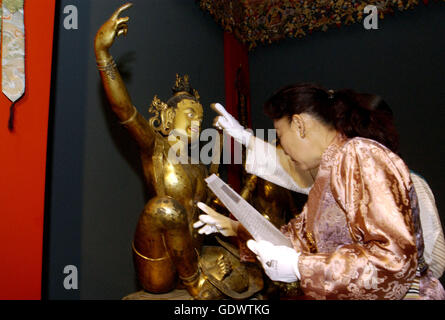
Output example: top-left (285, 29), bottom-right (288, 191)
top-left (94, 3), bottom-right (154, 150)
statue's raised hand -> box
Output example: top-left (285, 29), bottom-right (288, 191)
top-left (95, 3), bottom-right (133, 52)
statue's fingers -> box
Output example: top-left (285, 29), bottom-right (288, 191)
top-left (117, 28), bottom-right (127, 37)
top-left (117, 17), bottom-right (130, 26)
top-left (117, 23), bottom-right (128, 31)
top-left (116, 22), bottom-right (129, 36)
top-left (113, 2), bottom-right (133, 19)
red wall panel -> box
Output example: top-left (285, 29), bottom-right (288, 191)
top-left (224, 32), bottom-right (251, 192)
top-left (0, 0), bottom-right (56, 300)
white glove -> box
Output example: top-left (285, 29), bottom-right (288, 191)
top-left (212, 103), bottom-right (252, 146)
top-left (247, 240), bottom-right (301, 283)
top-left (193, 202), bottom-right (239, 237)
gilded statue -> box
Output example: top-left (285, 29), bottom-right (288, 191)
top-left (94, 3), bottom-right (262, 299)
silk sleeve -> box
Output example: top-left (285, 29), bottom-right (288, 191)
top-left (245, 136), bottom-right (313, 194)
top-left (411, 173), bottom-right (445, 279)
top-left (298, 139), bottom-right (418, 300)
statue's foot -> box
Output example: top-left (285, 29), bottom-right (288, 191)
top-left (182, 271), bottom-right (224, 300)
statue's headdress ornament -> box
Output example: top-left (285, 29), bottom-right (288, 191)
top-left (172, 74), bottom-right (200, 101)
top-left (149, 95), bottom-right (172, 135)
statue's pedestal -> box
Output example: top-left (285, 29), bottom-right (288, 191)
top-left (123, 289), bottom-right (193, 300)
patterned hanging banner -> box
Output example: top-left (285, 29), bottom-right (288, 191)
top-left (2, 0), bottom-right (25, 131)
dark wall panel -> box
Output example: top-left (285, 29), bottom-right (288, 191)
top-left (45, 0), bottom-right (91, 300)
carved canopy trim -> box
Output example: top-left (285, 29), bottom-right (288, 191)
top-left (198, 0), bottom-right (441, 50)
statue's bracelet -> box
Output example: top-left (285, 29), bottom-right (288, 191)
top-left (96, 56), bottom-right (116, 70)
top-left (120, 106), bottom-right (138, 125)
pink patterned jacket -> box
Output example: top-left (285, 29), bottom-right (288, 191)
top-left (279, 135), bottom-right (445, 299)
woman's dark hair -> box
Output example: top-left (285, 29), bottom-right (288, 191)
top-left (264, 83), bottom-right (399, 154)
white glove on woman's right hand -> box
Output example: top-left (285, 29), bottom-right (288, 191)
top-left (212, 103), bottom-right (252, 147)
top-left (247, 240), bottom-right (301, 283)
top-left (193, 202), bottom-right (239, 237)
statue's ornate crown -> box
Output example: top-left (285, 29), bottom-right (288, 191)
top-left (172, 73), bottom-right (200, 101)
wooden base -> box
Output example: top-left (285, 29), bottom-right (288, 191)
top-left (122, 289), bottom-right (193, 300)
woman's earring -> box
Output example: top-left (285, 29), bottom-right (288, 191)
top-left (293, 115), bottom-right (305, 139)
top-left (299, 127), bottom-right (305, 139)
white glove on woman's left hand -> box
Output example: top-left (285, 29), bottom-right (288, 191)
top-left (247, 240), bottom-right (301, 283)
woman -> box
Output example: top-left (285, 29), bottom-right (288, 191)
top-left (195, 83), bottom-right (445, 299)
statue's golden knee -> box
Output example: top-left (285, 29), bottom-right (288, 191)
top-left (136, 196), bottom-right (187, 234)
top-left (144, 196), bottom-right (188, 230)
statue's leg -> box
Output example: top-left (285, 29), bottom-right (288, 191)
top-left (133, 196), bottom-right (198, 294)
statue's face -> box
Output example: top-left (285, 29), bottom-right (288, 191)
top-left (172, 98), bottom-right (203, 143)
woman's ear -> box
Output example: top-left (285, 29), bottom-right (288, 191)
top-left (291, 114), bottom-right (305, 139)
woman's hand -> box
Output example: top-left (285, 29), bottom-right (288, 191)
top-left (211, 103), bottom-right (253, 147)
top-left (247, 240), bottom-right (301, 283)
top-left (95, 3), bottom-right (133, 54)
top-left (193, 202), bottom-right (239, 237)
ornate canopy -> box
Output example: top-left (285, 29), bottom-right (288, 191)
top-left (198, 0), bottom-right (437, 50)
